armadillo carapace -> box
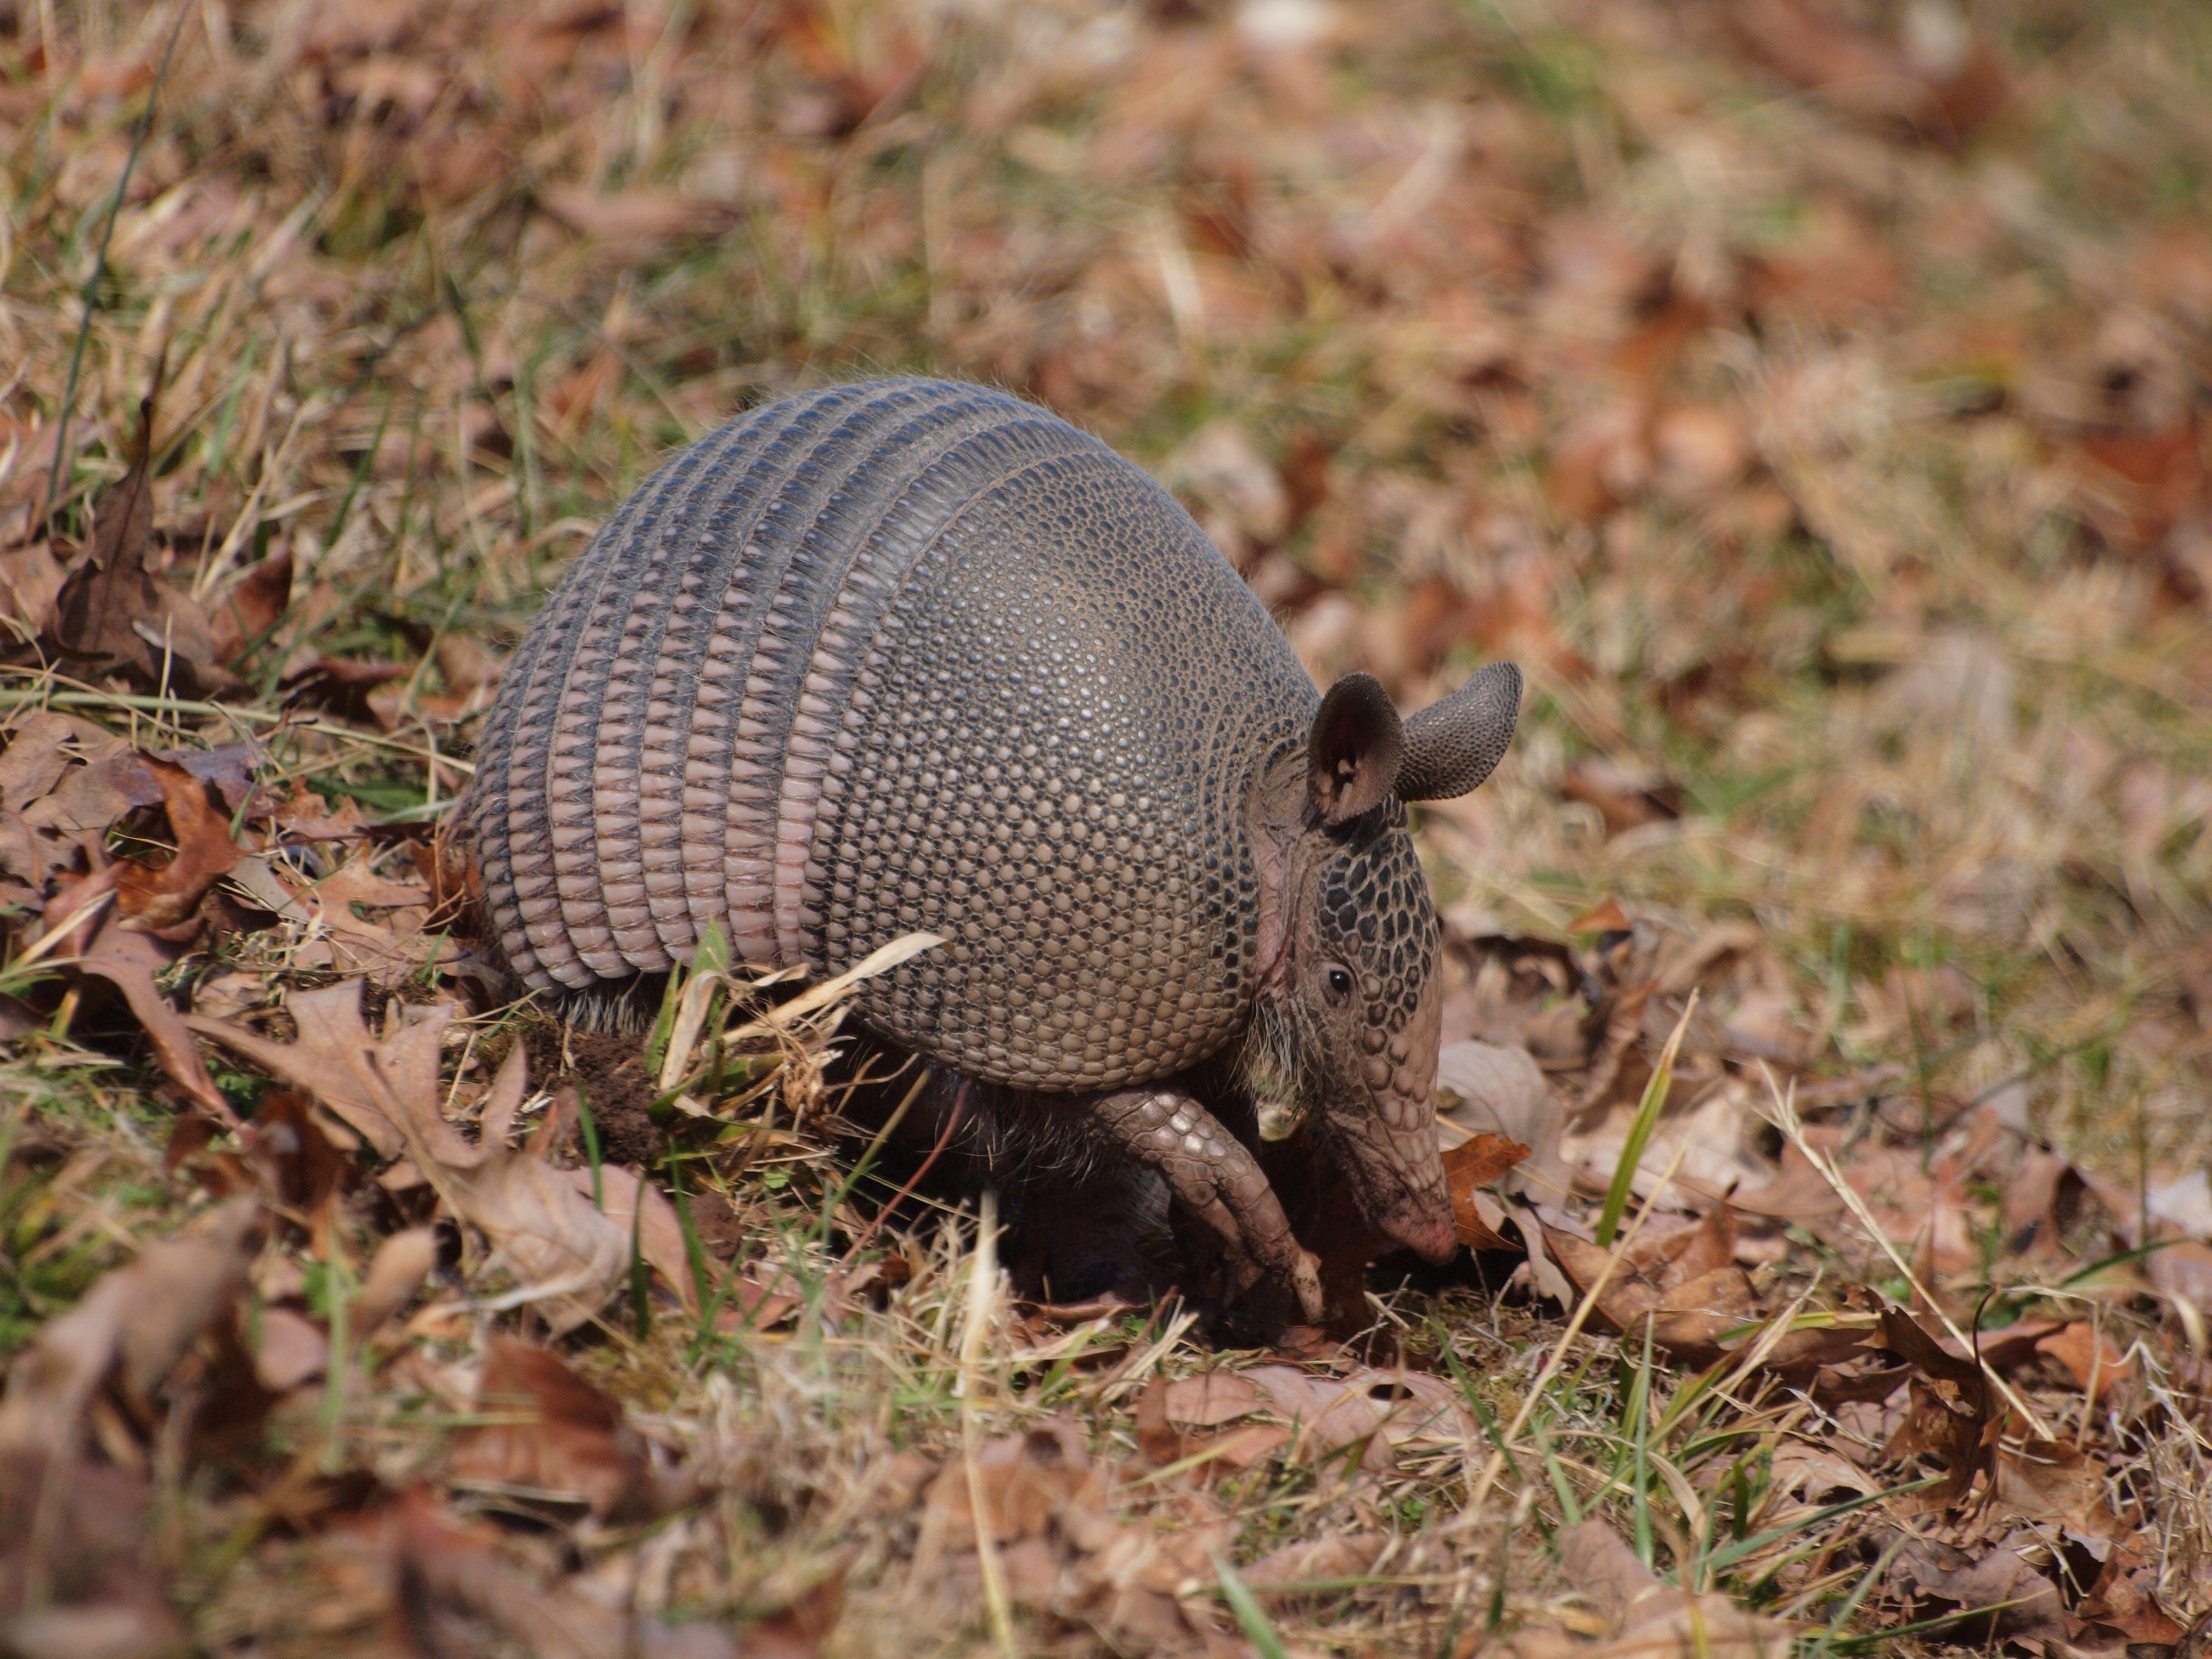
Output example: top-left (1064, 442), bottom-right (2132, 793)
top-left (468, 378), bottom-right (1520, 1318)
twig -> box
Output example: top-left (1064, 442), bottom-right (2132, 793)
top-left (957, 1192), bottom-right (1019, 1659)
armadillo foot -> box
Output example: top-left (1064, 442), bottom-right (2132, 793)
top-left (1090, 1087), bottom-right (1323, 1323)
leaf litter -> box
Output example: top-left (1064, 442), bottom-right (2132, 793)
top-left (4, 0), bottom-right (2212, 1654)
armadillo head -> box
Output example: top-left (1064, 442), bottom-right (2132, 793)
top-left (1246, 663), bottom-right (1522, 1265)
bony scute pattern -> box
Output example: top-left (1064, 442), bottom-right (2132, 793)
top-left (470, 378), bottom-right (1311, 1091)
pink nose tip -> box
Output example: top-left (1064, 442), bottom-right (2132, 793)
top-left (1385, 1207), bottom-right (1459, 1266)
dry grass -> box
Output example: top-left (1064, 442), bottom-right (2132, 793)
top-left (4, 0), bottom-right (2212, 1654)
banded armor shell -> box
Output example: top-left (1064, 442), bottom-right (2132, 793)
top-left (469, 378), bottom-right (1318, 1092)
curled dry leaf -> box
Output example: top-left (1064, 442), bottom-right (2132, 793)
top-left (113, 759), bottom-right (241, 930)
top-left (49, 862), bottom-right (237, 1125)
top-left (1441, 1131), bottom-right (1530, 1251)
top-left (1871, 1307), bottom-right (1998, 1509)
top-left (447, 1337), bottom-right (676, 1522)
top-left (1540, 1204), bottom-right (1759, 1364)
top-left (353, 1227), bottom-right (440, 1335)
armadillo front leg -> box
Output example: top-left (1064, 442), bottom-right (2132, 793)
top-left (1090, 1087), bottom-right (1323, 1323)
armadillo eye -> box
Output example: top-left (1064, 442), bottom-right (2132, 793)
top-left (1324, 965), bottom-right (1354, 1001)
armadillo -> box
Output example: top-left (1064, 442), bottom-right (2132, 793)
top-left (467, 378), bottom-right (1519, 1318)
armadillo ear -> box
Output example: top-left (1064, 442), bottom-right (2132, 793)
top-left (1396, 662), bottom-right (1521, 801)
top-left (1308, 672), bottom-right (1405, 825)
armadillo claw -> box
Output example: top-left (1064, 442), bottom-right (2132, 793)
top-left (1091, 1086), bottom-right (1319, 1319)
top-left (1288, 1247), bottom-right (1324, 1324)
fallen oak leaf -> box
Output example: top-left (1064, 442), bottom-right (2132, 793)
top-left (186, 979), bottom-right (426, 1159)
top-left (114, 757), bottom-right (242, 930)
top-left (192, 981), bottom-right (633, 1333)
top-left (557, 1161), bottom-right (698, 1316)
top-left (1539, 1214), bottom-right (1759, 1365)
top-left (1993, 1437), bottom-right (2131, 1547)
top-left (1887, 1531), bottom-right (2070, 1649)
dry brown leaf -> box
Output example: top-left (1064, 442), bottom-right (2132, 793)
top-left (0, 1197), bottom-right (261, 1656)
top-left (1540, 1210), bottom-right (1760, 1363)
top-left (1888, 1532), bottom-right (2069, 1647)
top-left (186, 980), bottom-right (424, 1159)
top-left (1134, 1375), bottom-right (1290, 1476)
top-left (1993, 1438), bottom-right (2131, 1545)
top-left (1767, 1442), bottom-right (1880, 1505)
top-left (64, 870), bottom-right (239, 1126)
top-left (1722, 0), bottom-right (2009, 145)
top-left (114, 758), bottom-right (242, 930)
top-left (192, 984), bottom-right (634, 1331)
top-left (1161, 1373), bottom-right (1269, 1428)
top-left (46, 397), bottom-right (223, 691)
top-left (207, 546), bottom-right (291, 661)
top-left (353, 1227), bottom-right (439, 1334)
top-left (559, 1162), bottom-right (699, 1316)
top-left (0, 1195), bottom-right (261, 1454)
top-left (239, 1091), bottom-right (349, 1225)
top-left (1504, 1519), bottom-right (1791, 1658)
top-left (2035, 1322), bottom-right (2133, 1405)
top-left (1238, 1364), bottom-right (1471, 1474)
top-left (1238, 1532), bottom-right (1388, 1593)
top-left (448, 1338), bottom-right (673, 1521)
top-left (912, 1419), bottom-right (1245, 1656)
top-left (24, 749), bottom-right (164, 834)
top-left (538, 185), bottom-right (737, 252)
top-left (252, 1306), bottom-right (329, 1392)
top-left (0, 539), bottom-right (66, 637)
top-left (388, 1489), bottom-right (743, 1659)
top-left (1442, 1131), bottom-right (1530, 1250)
top-left (1871, 1307), bottom-right (1999, 1509)
top-left (0, 712), bottom-right (89, 810)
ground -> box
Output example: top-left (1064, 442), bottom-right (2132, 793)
top-left (3, 1), bottom-right (2212, 1655)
